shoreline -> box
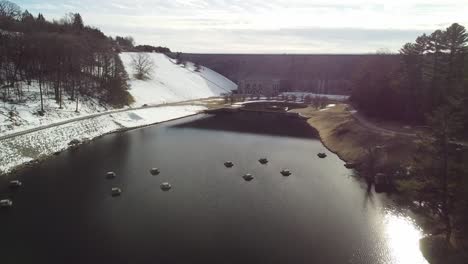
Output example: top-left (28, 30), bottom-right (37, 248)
top-left (293, 104), bottom-right (468, 263)
top-left (0, 97), bottom-right (224, 141)
top-left (293, 104), bottom-right (418, 169)
top-left (0, 106), bottom-right (207, 178)
top-left (2, 103), bottom-right (364, 179)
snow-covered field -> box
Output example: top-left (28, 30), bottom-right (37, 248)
top-left (0, 52), bottom-right (236, 174)
top-left (0, 105), bottom-right (205, 174)
top-left (120, 52), bottom-right (237, 106)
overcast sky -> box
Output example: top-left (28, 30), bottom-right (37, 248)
top-left (16, 0), bottom-right (468, 53)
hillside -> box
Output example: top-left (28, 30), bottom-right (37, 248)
top-left (0, 52), bottom-right (236, 137)
top-left (0, 83), bottom-right (110, 136)
top-left (120, 52), bottom-right (237, 106)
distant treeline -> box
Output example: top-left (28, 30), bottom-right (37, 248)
top-left (114, 36), bottom-right (171, 53)
top-left (134, 45), bottom-right (171, 53)
top-left (350, 23), bottom-right (468, 129)
top-left (0, 0), bottom-right (132, 109)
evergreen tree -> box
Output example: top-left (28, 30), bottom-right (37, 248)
top-left (21, 9), bottom-right (33, 22)
top-left (445, 23), bottom-right (468, 91)
top-left (72, 13), bottom-right (84, 31)
top-left (36, 13), bottom-right (45, 22)
top-left (352, 23), bottom-right (468, 125)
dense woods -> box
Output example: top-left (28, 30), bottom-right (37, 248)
top-left (0, 0), bottom-right (132, 110)
top-left (351, 23), bottom-right (468, 131)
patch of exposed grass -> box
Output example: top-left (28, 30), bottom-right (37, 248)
top-left (293, 104), bottom-right (418, 169)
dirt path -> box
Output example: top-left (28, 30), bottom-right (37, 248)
top-left (347, 106), bottom-right (418, 137)
top-left (345, 105), bottom-right (468, 147)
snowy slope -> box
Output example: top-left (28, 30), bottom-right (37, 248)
top-left (0, 53), bottom-right (235, 137)
top-left (0, 83), bottom-right (111, 136)
top-left (120, 52), bottom-right (237, 106)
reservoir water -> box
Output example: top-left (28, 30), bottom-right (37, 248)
top-left (0, 113), bottom-right (427, 264)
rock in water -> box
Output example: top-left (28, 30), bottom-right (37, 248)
top-left (160, 182), bottom-right (172, 191)
top-left (106, 171), bottom-right (116, 179)
top-left (150, 168), bottom-right (160, 175)
top-left (0, 199), bottom-right (13, 208)
top-left (243, 173), bottom-right (254, 181)
top-left (9, 180), bottom-right (22, 188)
top-left (111, 187), bottom-right (122, 196)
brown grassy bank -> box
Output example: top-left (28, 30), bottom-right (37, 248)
top-left (293, 104), bottom-right (418, 170)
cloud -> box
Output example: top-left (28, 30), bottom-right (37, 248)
top-left (100, 24), bottom-right (429, 53)
top-left (16, 0), bottom-right (468, 53)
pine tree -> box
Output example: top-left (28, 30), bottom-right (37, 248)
top-left (72, 13), bottom-right (84, 31)
top-left (36, 13), bottom-right (45, 22)
top-left (445, 23), bottom-right (468, 91)
top-left (21, 10), bottom-right (33, 22)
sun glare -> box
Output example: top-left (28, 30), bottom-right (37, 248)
top-left (384, 211), bottom-right (428, 264)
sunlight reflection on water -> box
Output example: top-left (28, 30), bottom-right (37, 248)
top-left (384, 210), bottom-right (428, 264)
top-left (0, 114), bottom-right (433, 263)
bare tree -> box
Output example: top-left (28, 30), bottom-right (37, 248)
top-left (192, 62), bottom-right (201, 72)
top-left (0, 0), bottom-right (21, 19)
top-left (130, 53), bottom-right (154, 80)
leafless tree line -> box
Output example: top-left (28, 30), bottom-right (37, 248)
top-left (0, 0), bottom-right (131, 112)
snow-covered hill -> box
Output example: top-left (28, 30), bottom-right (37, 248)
top-left (120, 52), bottom-right (237, 106)
top-left (0, 53), bottom-right (235, 137)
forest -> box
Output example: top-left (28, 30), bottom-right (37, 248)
top-left (351, 23), bottom-right (468, 134)
top-left (0, 0), bottom-right (132, 110)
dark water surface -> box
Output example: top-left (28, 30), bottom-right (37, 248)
top-left (0, 114), bottom-right (426, 264)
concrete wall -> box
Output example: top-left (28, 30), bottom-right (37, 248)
top-left (238, 80), bottom-right (280, 95)
top-left (171, 53), bottom-right (400, 95)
